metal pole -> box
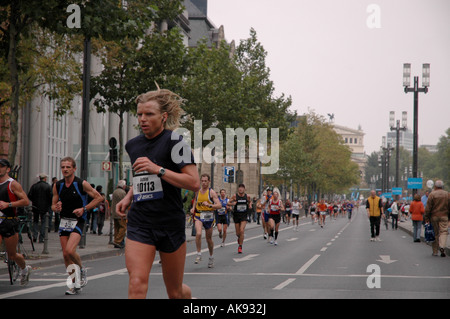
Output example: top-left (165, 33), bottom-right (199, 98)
top-left (395, 121), bottom-right (400, 188)
top-left (109, 162), bottom-right (115, 245)
top-left (42, 211), bottom-right (49, 254)
top-left (412, 76), bottom-right (419, 196)
top-left (80, 36), bottom-right (91, 181)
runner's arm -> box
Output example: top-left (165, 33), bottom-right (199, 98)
top-left (8, 180), bottom-right (29, 208)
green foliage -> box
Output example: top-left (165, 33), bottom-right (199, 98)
top-left (268, 111), bottom-right (360, 194)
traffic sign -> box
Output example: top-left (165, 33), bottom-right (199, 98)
top-left (407, 178), bottom-right (422, 189)
top-left (102, 161), bottom-right (112, 171)
top-left (223, 166), bottom-right (235, 183)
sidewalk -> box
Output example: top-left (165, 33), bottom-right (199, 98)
top-left (2, 215), bottom-right (449, 275)
top-left (395, 218), bottom-right (450, 256)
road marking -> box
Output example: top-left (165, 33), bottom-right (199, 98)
top-left (296, 254), bottom-right (321, 274)
top-left (377, 255), bottom-right (397, 264)
top-left (178, 272), bottom-right (450, 280)
top-left (273, 278), bottom-right (296, 290)
top-left (0, 268), bottom-right (128, 299)
top-left (233, 254), bottom-right (259, 263)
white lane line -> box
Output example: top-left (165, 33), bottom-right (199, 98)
top-left (0, 268), bottom-right (128, 299)
top-left (273, 278), bottom-right (296, 290)
top-left (296, 254), bottom-right (321, 274)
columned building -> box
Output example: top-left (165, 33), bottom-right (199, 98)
top-left (332, 124), bottom-right (367, 183)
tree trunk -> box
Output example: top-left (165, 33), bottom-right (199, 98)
top-left (7, 3), bottom-right (20, 165)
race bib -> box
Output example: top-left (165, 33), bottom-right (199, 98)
top-left (133, 174), bottom-right (163, 202)
top-left (236, 204), bottom-right (247, 212)
top-left (199, 211), bottom-right (214, 222)
top-left (217, 207), bottom-right (226, 215)
top-left (59, 218), bottom-right (78, 232)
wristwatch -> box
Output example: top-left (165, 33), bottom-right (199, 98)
top-left (8, 202), bottom-right (12, 208)
top-left (157, 167), bottom-right (166, 178)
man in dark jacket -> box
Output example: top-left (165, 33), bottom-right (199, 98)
top-left (28, 173), bottom-right (52, 242)
top-left (425, 180), bottom-right (449, 257)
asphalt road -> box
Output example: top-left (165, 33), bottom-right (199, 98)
top-left (1, 207), bottom-right (449, 300)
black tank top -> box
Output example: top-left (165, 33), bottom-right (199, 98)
top-left (56, 176), bottom-right (88, 220)
top-left (234, 193), bottom-right (248, 214)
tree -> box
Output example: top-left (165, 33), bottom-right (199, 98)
top-left (0, 0), bottom-right (171, 164)
top-left (434, 128), bottom-right (450, 187)
top-left (91, 27), bottom-right (187, 178)
top-left (269, 111), bottom-right (359, 200)
top-left (234, 28), bottom-right (295, 141)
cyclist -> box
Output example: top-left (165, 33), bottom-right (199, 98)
top-left (52, 157), bottom-right (103, 295)
top-left (0, 158), bottom-right (32, 286)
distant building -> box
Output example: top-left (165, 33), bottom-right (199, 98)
top-left (420, 144), bottom-right (438, 153)
top-left (386, 129), bottom-right (414, 153)
top-left (332, 124), bottom-right (367, 182)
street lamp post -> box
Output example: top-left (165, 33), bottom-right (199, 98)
top-left (389, 111), bottom-right (407, 192)
top-left (403, 63), bottom-right (430, 195)
top-left (381, 136), bottom-right (394, 194)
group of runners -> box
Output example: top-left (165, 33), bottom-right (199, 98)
top-left (190, 174), bottom-right (253, 268)
top-left (308, 200), bottom-right (356, 227)
top-left (1, 87), bottom-right (361, 299)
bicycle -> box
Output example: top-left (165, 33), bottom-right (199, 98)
top-left (1, 251), bottom-right (20, 285)
top-left (16, 206), bottom-right (35, 257)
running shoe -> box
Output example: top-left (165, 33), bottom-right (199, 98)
top-left (208, 257), bottom-right (214, 268)
top-left (20, 265), bottom-right (31, 286)
top-left (80, 268), bottom-right (88, 287)
top-left (195, 255), bottom-right (202, 264)
top-left (65, 287), bottom-right (82, 295)
top-left (238, 245), bottom-right (242, 254)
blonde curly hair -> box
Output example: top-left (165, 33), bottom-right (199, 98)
top-left (135, 86), bottom-right (185, 131)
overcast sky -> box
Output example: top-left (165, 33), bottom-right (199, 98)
top-left (207, 0), bottom-right (450, 154)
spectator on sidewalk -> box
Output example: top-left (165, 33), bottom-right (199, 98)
top-left (425, 180), bottom-right (449, 257)
top-left (410, 194), bottom-right (425, 242)
top-left (28, 173), bottom-right (52, 243)
top-left (111, 180), bottom-right (127, 248)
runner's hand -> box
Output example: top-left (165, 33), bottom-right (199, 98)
top-left (133, 157), bottom-right (159, 175)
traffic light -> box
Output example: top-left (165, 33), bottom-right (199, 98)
top-left (109, 148), bottom-right (118, 162)
top-left (109, 137), bottom-right (118, 162)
